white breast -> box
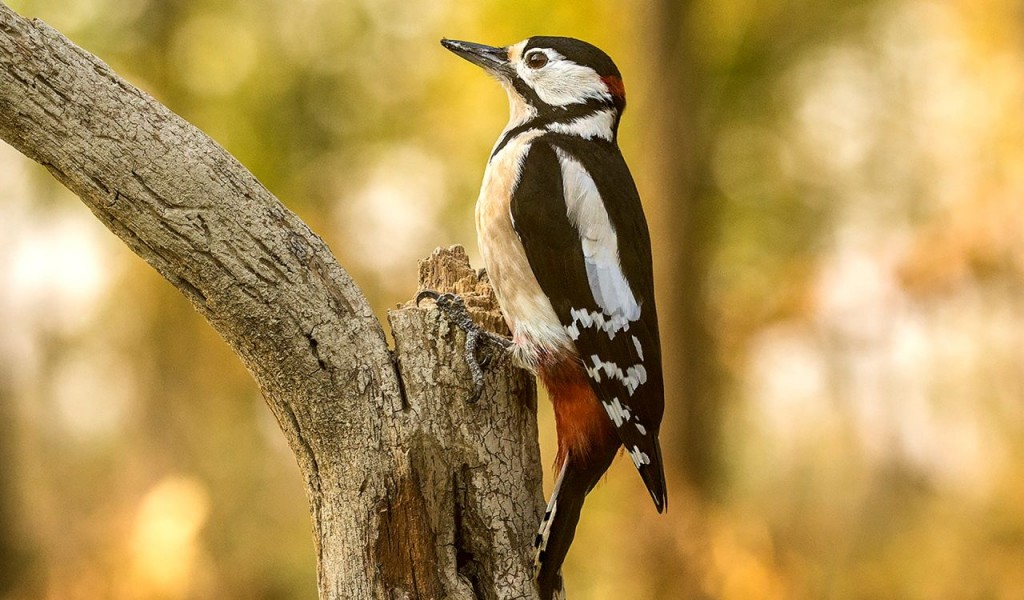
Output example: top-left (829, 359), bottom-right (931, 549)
top-left (476, 130), bottom-right (573, 371)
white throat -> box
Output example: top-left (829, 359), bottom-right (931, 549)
top-left (501, 83), bottom-right (539, 130)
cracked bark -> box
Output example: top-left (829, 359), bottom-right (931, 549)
top-left (0, 3), bottom-right (544, 599)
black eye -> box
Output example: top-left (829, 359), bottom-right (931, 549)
top-left (525, 51), bottom-right (549, 69)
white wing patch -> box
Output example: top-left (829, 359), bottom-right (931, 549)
top-left (589, 354), bottom-right (648, 396)
top-left (556, 149), bottom-right (641, 328)
top-left (632, 335), bottom-right (644, 361)
top-left (601, 397), bottom-right (632, 427)
top-left (556, 150), bottom-right (650, 398)
top-left (628, 445), bottom-right (652, 469)
top-left (565, 307), bottom-right (632, 341)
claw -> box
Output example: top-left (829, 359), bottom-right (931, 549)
top-left (415, 288), bottom-right (510, 403)
top-left (415, 289), bottom-right (441, 306)
top-left (478, 348), bottom-right (493, 369)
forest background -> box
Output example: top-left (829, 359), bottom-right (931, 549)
top-left (1, 0), bottom-right (1023, 598)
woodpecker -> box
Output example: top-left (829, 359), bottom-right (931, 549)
top-left (441, 36), bottom-right (667, 599)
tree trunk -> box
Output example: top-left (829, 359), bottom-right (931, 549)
top-left (643, 0), bottom-right (724, 497)
top-left (0, 4), bottom-right (543, 599)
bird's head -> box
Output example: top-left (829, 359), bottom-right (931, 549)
top-left (442, 36), bottom-right (626, 138)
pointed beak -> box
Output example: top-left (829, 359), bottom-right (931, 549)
top-left (441, 38), bottom-right (513, 78)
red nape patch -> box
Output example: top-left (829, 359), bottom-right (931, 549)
top-left (601, 75), bottom-right (626, 104)
top-left (539, 361), bottom-right (618, 469)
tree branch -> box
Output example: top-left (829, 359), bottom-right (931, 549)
top-left (0, 3), bottom-right (542, 598)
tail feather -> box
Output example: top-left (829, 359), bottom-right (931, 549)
top-left (535, 360), bottom-right (623, 599)
top-left (533, 449), bottom-right (617, 600)
top-left (533, 460), bottom-right (568, 565)
top-left (638, 435), bottom-right (668, 513)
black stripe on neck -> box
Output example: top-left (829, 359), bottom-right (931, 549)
top-left (490, 97), bottom-right (617, 159)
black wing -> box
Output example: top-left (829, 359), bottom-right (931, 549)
top-left (510, 136), bottom-right (667, 511)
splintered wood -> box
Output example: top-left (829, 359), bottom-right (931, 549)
top-left (414, 244), bottom-right (509, 335)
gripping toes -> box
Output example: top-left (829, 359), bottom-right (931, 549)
top-left (416, 289), bottom-right (510, 401)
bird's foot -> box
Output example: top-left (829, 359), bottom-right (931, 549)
top-left (415, 290), bottom-right (512, 402)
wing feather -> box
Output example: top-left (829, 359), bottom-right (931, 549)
top-left (510, 136), bottom-right (667, 510)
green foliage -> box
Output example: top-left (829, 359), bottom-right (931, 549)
top-left (3, 0), bottom-right (1024, 597)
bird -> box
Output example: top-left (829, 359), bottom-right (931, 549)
top-left (441, 36), bottom-right (667, 599)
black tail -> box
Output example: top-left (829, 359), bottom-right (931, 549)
top-left (638, 435), bottom-right (668, 513)
top-left (533, 448), bottom-right (617, 600)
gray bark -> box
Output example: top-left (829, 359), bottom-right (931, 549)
top-left (0, 4), bottom-right (543, 599)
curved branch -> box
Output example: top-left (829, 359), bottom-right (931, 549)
top-left (0, 6), bottom-right (393, 390)
top-left (0, 4), bottom-right (543, 599)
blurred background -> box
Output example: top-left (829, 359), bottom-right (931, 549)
top-left (2, 0), bottom-right (1024, 598)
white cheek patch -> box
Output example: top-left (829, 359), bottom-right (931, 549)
top-left (516, 51), bottom-right (611, 107)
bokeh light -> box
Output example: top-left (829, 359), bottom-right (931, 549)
top-left (3, 0), bottom-right (1024, 597)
